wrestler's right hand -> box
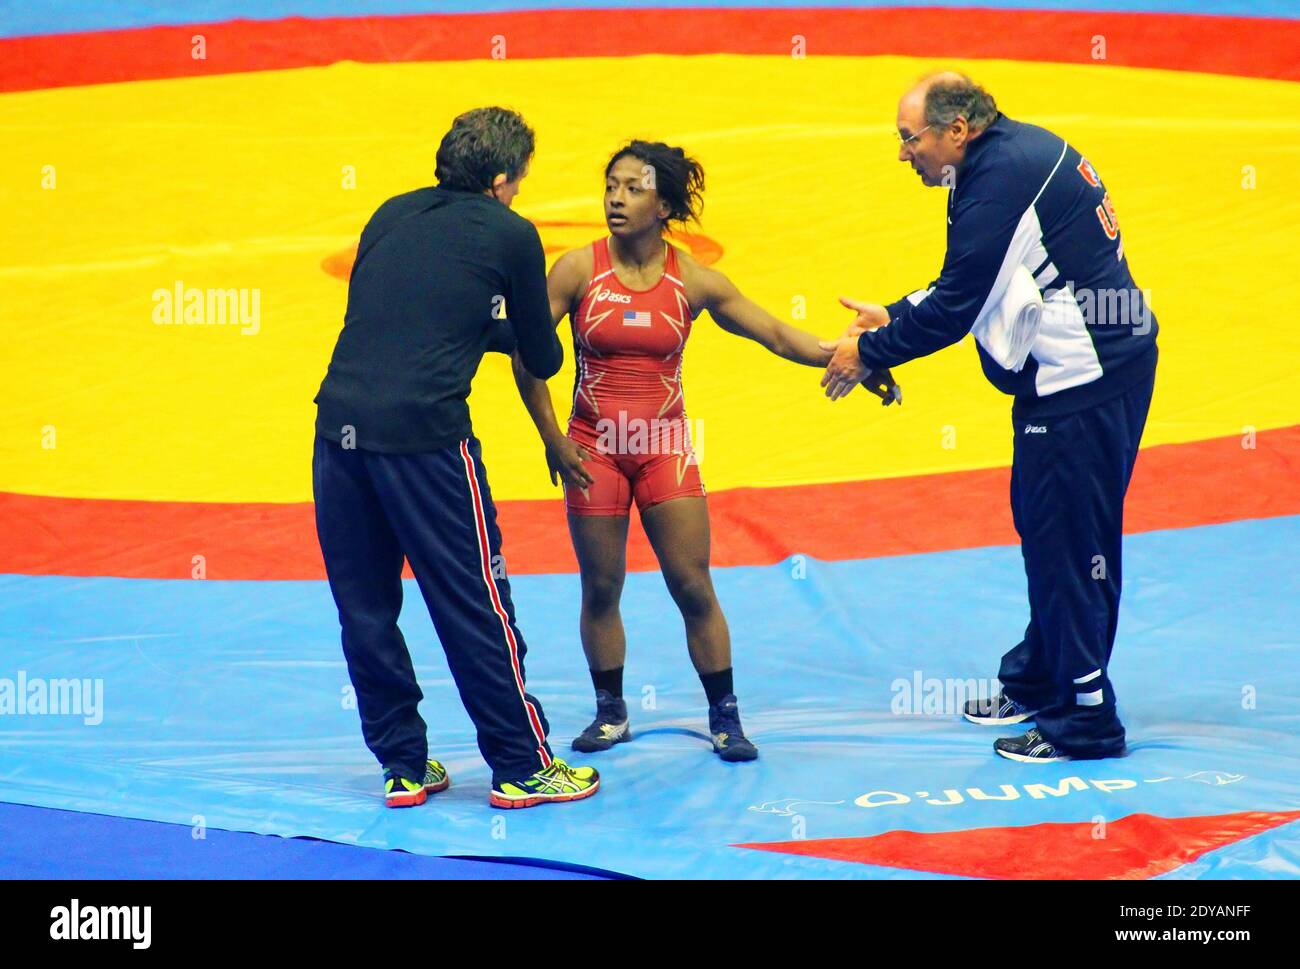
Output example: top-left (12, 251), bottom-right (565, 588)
top-left (545, 435), bottom-right (594, 489)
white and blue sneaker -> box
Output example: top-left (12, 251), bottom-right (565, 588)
top-left (963, 691), bottom-right (1038, 726)
top-left (994, 728), bottom-right (1069, 763)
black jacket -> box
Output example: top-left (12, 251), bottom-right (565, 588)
top-left (315, 185), bottom-right (562, 453)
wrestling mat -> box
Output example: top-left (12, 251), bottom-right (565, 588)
top-left (2, 0), bottom-right (1298, 879)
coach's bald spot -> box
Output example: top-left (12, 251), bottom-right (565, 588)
top-left (896, 71), bottom-right (980, 186)
top-left (898, 71), bottom-right (968, 131)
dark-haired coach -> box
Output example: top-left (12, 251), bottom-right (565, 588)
top-left (313, 107), bottom-right (599, 809)
top-left (822, 73), bottom-right (1158, 763)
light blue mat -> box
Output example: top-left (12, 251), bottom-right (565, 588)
top-left (2, 517), bottom-right (1298, 878)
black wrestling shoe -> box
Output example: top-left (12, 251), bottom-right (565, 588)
top-left (571, 690), bottom-right (631, 753)
top-left (709, 694), bottom-right (758, 762)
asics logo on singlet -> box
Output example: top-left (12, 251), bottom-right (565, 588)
top-left (1024, 424), bottom-right (1048, 434)
top-left (593, 287), bottom-right (632, 304)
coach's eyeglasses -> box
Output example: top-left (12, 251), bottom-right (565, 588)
top-left (897, 124), bottom-right (934, 148)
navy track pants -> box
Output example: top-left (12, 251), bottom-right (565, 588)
top-left (998, 365), bottom-right (1156, 758)
top-left (313, 434), bottom-right (553, 784)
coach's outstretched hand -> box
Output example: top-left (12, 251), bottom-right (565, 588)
top-left (819, 297), bottom-right (900, 402)
top-left (837, 296), bottom-right (891, 336)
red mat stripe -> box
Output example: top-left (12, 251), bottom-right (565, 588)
top-left (3, 425), bottom-right (1297, 580)
top-left (3, 8), bottom-right (1300, 93)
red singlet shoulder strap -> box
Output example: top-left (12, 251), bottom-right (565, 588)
top-left (590, 237), bottom-right (611, 278)
top-left (664, 241), bottom-right (684, 284)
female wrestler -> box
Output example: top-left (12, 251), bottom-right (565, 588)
top-left (512, 140), bottom-right (895, 761)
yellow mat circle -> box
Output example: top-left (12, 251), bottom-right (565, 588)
top-left (4, 55), bottom-right (1298, 502)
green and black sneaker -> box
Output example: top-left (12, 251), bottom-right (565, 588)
top-left (489, 758), bottom-right (600, 809)
top-left (383, 759), bottom-right (450, 808)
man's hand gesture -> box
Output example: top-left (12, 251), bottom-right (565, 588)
top-left (837, 296), bottom-right (891, 337)
top-left (819, 297), bottom-right (900, 403)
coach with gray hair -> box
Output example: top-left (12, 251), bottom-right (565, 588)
top-left (822, 72), bottom-right (1159, 762)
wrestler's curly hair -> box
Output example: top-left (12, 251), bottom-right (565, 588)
top-left (605, 140), bottom-right (705, 227)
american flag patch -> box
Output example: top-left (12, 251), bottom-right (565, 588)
top-left (622, 310), bottom-right (652, 327)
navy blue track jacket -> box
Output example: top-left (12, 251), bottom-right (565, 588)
top-left (859, 114), bottom-right (1158, 418)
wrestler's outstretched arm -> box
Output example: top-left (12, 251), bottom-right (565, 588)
top-left (682, 256), bottom-right (900, 404)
